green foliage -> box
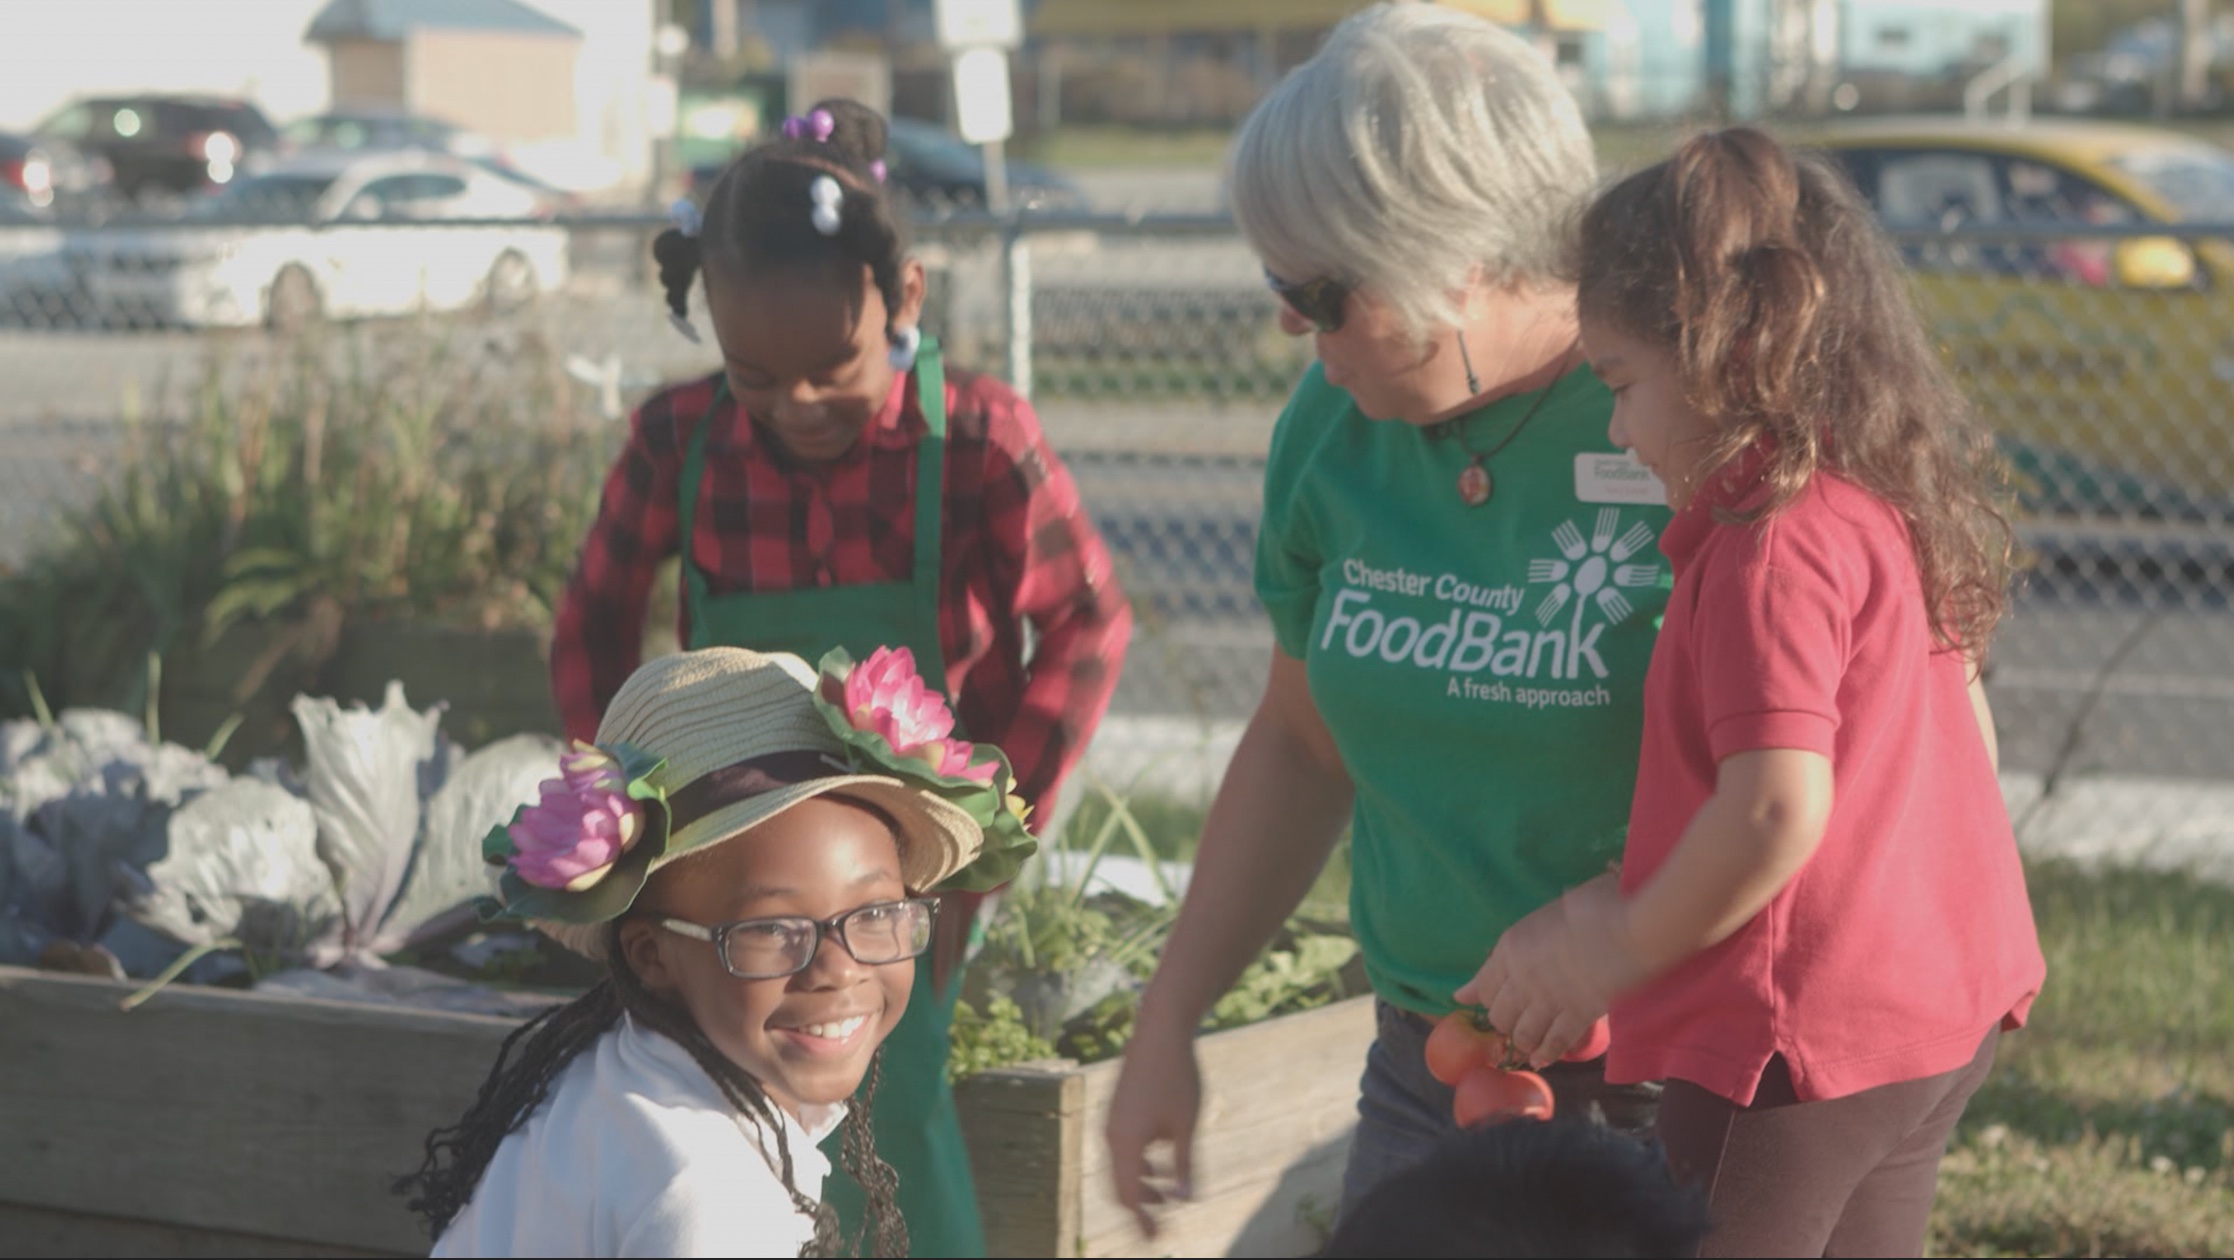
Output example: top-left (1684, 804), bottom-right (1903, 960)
top-left (948, 779), bottom-right (1358, 1082)
top-left (947, 994), bottom-right (1059, 1083)
top-left (0, 325), bottom-right (612, 727)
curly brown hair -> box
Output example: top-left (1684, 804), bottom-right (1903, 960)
top-left (1573, 127), bottom-right (2015, 656)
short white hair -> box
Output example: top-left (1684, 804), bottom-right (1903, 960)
top-left (1228, 2), bottom-right (1596, 336)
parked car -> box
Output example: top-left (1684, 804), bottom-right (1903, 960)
top-left (72, 151), bottom-right (568, 329)
top-left (278, 109), bottom-right (500, 162)
top-left (0, 200), bottom-right (73, 324)
top-left (1811, 116), bottom-right (2234, 513)
top-left (685, 117), bottom-right (1087, 214)
top-left (34, 95), bottom-right (278, 209)
top-left (1, 131), bottom-right (112, 218)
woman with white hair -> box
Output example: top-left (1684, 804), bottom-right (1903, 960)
top-left (1105, 2), bottom-right (1674, 1229)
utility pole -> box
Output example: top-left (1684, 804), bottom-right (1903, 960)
top-left (2177, 0), bottom-right (2214, 113)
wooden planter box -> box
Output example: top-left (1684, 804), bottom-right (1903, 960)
top-left (0, 968), bottom-right (1373, 1258)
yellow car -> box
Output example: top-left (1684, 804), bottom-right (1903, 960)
top-left (1807, 117), bottom-right (2234, 516)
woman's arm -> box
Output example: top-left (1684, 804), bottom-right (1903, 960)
top-left (1105, 649), bottom-right (1354, 1232)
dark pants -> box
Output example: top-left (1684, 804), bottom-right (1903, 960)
top-left (1657, 1027), bottom-right (2000, 1258)
top-left (1339, 1000), bottom-right (1664, 1220)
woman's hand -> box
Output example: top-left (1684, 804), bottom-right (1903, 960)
top-left (1104, 1021), bottom-right (1202, 1237)
top-left (1456, 872), bottom-right (1643, 1067)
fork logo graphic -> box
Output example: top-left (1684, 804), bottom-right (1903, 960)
top-left (1526, 509), bottom-right (1663, 677)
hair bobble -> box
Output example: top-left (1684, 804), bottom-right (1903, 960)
top-left (809, 175), bottom-right (844, 237)
top-left (782, 109), bottom-right (836, 143)
top-left (668, 197), bottom-right (702, 239)
top-left (654, 198), bottom-right (704, 343)
top-left (869, 159), bottom-right (887, 184)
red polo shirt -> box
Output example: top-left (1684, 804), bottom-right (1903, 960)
top-left (1606, 465), bottom-right (2044, 1106)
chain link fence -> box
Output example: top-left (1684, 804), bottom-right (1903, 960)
top-left (0, 209), bottom-right (2228, 863)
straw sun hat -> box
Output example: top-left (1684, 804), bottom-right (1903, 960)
top-left (480, 646), bottom-right (1034, 959)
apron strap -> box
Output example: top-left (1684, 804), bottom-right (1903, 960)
top-left (911, 337), bottom-right (947, 607)
top-left (678, 380), bottom-right (724, 626)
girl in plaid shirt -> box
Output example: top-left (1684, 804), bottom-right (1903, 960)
top-left (548, 98), bottom-right (1131, 1255)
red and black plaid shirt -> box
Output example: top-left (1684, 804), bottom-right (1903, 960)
top-left (550, 366), bottom-right (1132, 824)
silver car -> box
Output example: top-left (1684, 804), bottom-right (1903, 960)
top-left (75, 151), bottom-right (569, 328)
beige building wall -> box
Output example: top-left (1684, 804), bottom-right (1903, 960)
top-left (328, 38), bottom-right (406, 108)
top-left (405, 30), bottom-right (579, 144)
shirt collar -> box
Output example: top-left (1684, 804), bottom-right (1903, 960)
top-left (708, 369), bottom-right (921, 461)
top-left (1659, 440), bottom-right (1776, 571)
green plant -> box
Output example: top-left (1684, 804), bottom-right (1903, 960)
top-left (0, 323), bottom-right (612, 730)
top-left (948, 778), bottom-right (1357, 1080)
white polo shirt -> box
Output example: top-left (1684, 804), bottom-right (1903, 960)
top-left (433, 1013), bottom-right (843, 1258)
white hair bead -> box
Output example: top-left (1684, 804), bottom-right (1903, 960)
top-left (809, 175), bottom-right (844, 236)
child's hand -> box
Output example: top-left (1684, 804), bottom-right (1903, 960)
top-left (1456, 873), bottom-right (1644, 1068)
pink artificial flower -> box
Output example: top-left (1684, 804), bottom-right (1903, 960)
top-left (843, 647), bottom-right (997, 782)
top-left (558, 742), bottom-right (626, 794)
top-left (507, 755), bottom-right (643, 891)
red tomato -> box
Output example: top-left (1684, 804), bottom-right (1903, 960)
top-left (1560, 1017), bottom-right (1612, 1063)
top-left (1452, 1066), bottom-right (1556, 1128)
top-left (1424, 1010), bottom-right (1507, 1087)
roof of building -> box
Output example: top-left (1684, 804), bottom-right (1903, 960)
top-left (305, 0), bottom-right (579, 43)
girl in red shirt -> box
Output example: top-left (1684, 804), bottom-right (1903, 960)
top-left (1462, 128), bottom-right (2044, 1255)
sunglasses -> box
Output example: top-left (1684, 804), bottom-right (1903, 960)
top-left (1265, 268), bottom-right (1353, 334)
top-left (657, 897), bottom-right (937, 980)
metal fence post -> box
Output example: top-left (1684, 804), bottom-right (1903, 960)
top-left (1003, 215), bottom-right (1033, 399)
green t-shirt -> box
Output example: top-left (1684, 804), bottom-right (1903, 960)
top-left (1254, 362), bottom-right (1673, 1016)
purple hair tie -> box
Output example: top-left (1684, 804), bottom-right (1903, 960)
top-left (782, 109), bottom-right (835, 143)
top-left (869, 159), bottom-right (887, 184)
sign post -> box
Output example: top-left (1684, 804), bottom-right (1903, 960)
top-left (933, 0), bottom-right (1032, 395)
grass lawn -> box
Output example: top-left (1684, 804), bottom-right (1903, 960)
top-left (1058, 792), bottom-right (2234, 1256)
top-left (1929, 860), bottom-right (2234, 1257)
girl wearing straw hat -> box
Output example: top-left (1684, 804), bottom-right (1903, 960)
top-left (400, 645), bottom-right (1035, 1258)
top-left (549, 98), bottom-right (1130, 1256)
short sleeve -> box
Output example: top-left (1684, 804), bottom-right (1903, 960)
top-left (1253, 376), bottom-right (1333, 659)
top-left (1692, 523), bottom-right (1851, 761)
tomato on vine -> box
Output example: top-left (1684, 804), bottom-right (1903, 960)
top-left (1452, 1065), bottom-right (1555, 1128)
top-left (1424, 1008), bottom-right (1509, 1087)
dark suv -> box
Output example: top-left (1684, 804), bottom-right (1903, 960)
top-left (35, 95), bottom-right (278, 208)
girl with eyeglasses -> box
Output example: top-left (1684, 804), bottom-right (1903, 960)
top-left (399, 646), bottom-right (1035, 1257)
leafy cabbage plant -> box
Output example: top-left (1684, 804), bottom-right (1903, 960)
top-left (0, 683), bottom-right (560, 986)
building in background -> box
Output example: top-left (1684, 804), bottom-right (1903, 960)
top-left (307, 0), bottom-right (584, 149)
top-left (0, 0), bottom-right (658, 198)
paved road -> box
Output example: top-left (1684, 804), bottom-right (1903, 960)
top-left (3, 296), bottom-right (2229, 791)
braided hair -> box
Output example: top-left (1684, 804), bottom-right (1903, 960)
top-left (654, 98), bottom-right (913, 346)
top-left (394, 919), bottom-right (909, 1258)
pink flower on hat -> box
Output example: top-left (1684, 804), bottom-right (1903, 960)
top-left (506, 743), bottom-right (645, 890)
top-left (843, 646), bottom-right (996, 782)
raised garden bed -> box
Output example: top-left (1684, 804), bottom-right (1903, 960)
top-left (0, 968), bottom-right (1372, 1258)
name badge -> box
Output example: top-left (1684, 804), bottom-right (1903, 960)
top-left (1575, 452), bottom-right (1667, 505)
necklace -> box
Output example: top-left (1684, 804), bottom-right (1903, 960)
top-left (1433, 364), bottom-right (1569, 508)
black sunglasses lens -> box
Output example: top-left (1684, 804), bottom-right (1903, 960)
top-left (1271, 276), bottom-right (1346, 333)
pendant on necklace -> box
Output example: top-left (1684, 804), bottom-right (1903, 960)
top-left (1458, 458), bottom-right (1493, 507)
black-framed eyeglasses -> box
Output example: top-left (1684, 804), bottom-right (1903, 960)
top-left (657, 897), bottom-right (938, 980)
top-left (1265, 268), bottom-right (1353, 334)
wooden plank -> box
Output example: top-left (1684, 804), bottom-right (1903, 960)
top-left (0, 967), bottom-right (516, 1256)
top-left (0, 1202), bottom-right (400, 1259)
top-left (1073, 996), bottom-right (1376, 1258)
top-left (956, 1059), bottom-right (1087, 1258)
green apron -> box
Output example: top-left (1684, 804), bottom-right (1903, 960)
top-left (678, 340), bottom-right (986, 1257)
